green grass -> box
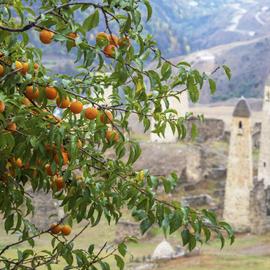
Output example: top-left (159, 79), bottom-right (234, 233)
top-left (157, 234), bottom-right (270, 270)
top-left (1, 220), bottom-right (270, 270)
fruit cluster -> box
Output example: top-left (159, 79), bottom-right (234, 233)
top-left (38, 29), bottom-right (130, 58)
top-left (50, 223), bottom-right (72, 236)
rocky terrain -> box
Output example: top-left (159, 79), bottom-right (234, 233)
top-left (26, 0), bottom-right (270, 102)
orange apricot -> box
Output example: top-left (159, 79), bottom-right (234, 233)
top-left (6, 122), bottom-right (16, 132)
top-left (25, 85), bottom-right (39, 100)
top-left (0, 101), bottom-right (5, 113)
top-left (105, 130), bottom-right (119, 142)
top-left (39, 29), bottom-right (54, 44)
top-left (0, 64), bottom-right (4, 76)
top-left (70, 101), bottom-right (83, 114)
top-left (108, 34), bottom-right (119, 46)
top-left (45, 86), bottom-right (58, 100)
top-left (50, 223), bottom-right (63, 234)
top-left (61, 225), bottom-right (72, 236)
top-left (56, 96), bottom-right (70, 109)
top-left (103, 44), bottom-right (116, 58)
top-left (45, 164), bottom-right (57, 176)
top-left (100, 110), bottom-right (113, 124)
top-left (16, 158), bottom-right (23, 168)
top-left (85, 107), bottom-right (98, 120)
top-left (96, 32), bottom-right (109, 45)
top-left (21, 62), bottom-right (29, 75)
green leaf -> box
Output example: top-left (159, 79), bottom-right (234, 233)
top-left (208, 78), bottom-right (216, 94)
top-left (100, 261), bottom-right (110, 270)
top-left (118, 243), bottom-right (127, 257)
top-left (188, 234), bottom-right (197, 251)
top-left (169, 211), bottom-right (182, 234)
top-left (144, 0), bottom-right (152, 21)
top-left (88, 244), bottom-right (94, 254)
top-left (203, 226), bottom-right (211, 242)
top-left (140, 218), bottom-right (153, 235)
top-left (161, 62), bottom-right (172, 81)
top-left (114, 255), bottom-right (124, 270)
top-left (83, 9), bottom-right (99, 31)
top-left (223, 65), bottom-right (231, 80)
top-left (181, 229), bottom-right (190, 246)
top-left (5, 214), bottom-right (14, 232)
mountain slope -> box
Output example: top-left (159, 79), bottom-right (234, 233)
top-left (172, 35), bottom-right (270, 103)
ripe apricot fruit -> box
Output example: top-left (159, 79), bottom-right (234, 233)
top-left (68, 32), bottom-right (78, 39)
top-left (34, 63), bottom-right (39, 70)
top-left (52, 176), bottom-right (65, 191)
top-left (103, 45), bottom-right (116, 58)
top-left (108, 34), bottom-right (119, 46)
top-left (21, 62), bottom-right (29, 75)
top-left (0, 64), bottom-right (4, 76)
top-left (45, 86), bottom-right (58, 100)
top-left (0, 101), bottom-right (5, 113)
top-left (61, 225), bottom-right (72, 236)
top-left (68, 32), bottom-right (78, 47)
top-left (85, 107), bottom-right (98, 120)
top-left (45, 164), bottom-right (57, 176)
top-left (25, 85), bottom-right (39, 100)
top-left (50, 223), bottom-right (62, 234)
top-left (105, 130), bottom-right (119, 142)
top-left (96, 32), bottom-right (109, 44)
top-left (54, 151), bottom-right (69, 165)
top-left (15, 61), bottom-right (23, 71)
top-left (70, 101), bottom-right (83, 114)
top-left (22, 97), bottom-right (31, 106)
top-left (56, 96), bottom-right (70, 109)
top-left (6, 122), bottom-right (16, 132)
top-left (100, 110), bottom-right (113, 124)
top-left (39, 29), bottom-right (54, 44)
top-left (16, 158), bottom-right (23, 168)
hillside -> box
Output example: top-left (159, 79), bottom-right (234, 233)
top-left (28, 0), bottom-right (270, 102)
top-left (148, 0), bottom-right (270, 56)
top-left (170, 35), bottom-right (270, 103)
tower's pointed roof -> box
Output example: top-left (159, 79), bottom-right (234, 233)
top-left (233, 97), bottom-right (251, 118)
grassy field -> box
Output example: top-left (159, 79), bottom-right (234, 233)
top-left (157, 233), bottom-right (270, 270)
top-left (1, 217), bottom-right (270, 270)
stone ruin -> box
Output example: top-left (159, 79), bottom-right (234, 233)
top-left (223, 76), bottom-right (270, 233)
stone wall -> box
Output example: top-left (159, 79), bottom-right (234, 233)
top-left (185, 118), bottom-right (225, 143)
top-left (250, 179), bottom-right (270, 234)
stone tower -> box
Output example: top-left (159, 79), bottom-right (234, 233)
top-left (150, 91), bottom-right (189, 143)
top-left (258, 76), bottom-right (270, 188)
top-left (223, 98), bottom-right (253, 232)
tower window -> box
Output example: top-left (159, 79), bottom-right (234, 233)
top-left (264, 162), bottom-right (266, 167)
top-left (238, 121), bottom-right (242, 129)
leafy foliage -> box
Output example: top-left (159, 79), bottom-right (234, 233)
top-left (0, 1), bottom-right (233, 269)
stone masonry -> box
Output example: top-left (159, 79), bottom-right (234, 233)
top-left (223, 98), bottom-right (253, 232)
